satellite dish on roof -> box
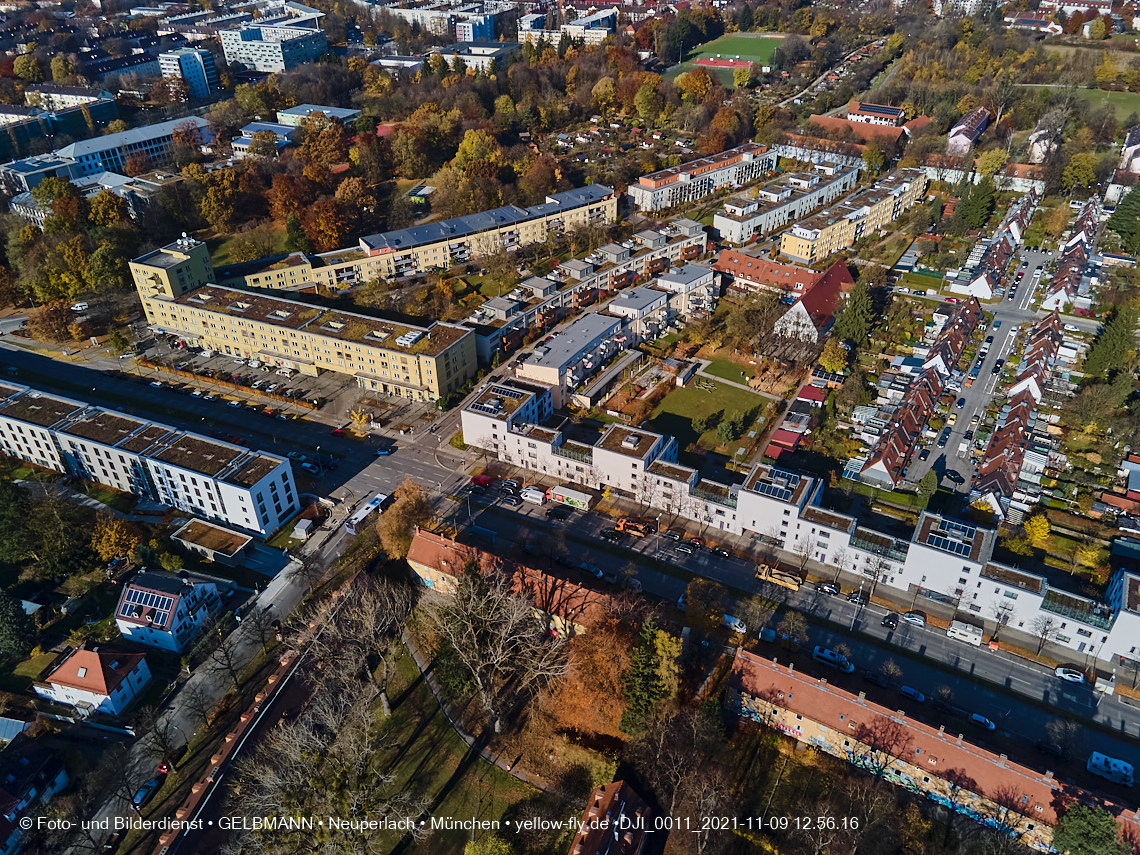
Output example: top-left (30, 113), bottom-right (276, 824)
top-left (182, 232), bottom-right (187, 238)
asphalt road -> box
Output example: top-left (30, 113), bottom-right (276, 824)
top-left (456, 494), bottom-right (1140, 778)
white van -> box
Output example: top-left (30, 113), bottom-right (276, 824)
top-left (947, 619), bottom-right (983, 646)
top-left (276, 367), bottom-right (294, 377)
top-left (723, 614), bottom-right (747, 634)
top-left (70, 301), bottom-right (88, 312)
top-left (200, 350), bottom-right (214, 358)
top-left (520, 487), bottom-right (546, 505)
top-left (812, 645), bottom-right (855, 673)
top-left (1088, 752), bottom-right (1134, 786)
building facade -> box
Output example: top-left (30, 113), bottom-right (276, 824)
top-left (220, 23), bottom-right (327, 72)
top-left (714, 165), bottom-right (861, 244)
top-left (0, 381), bottom-right (295, 536)
top-left (276, 103), bottom-right (361, 127)
top-left (779, 169), bottom-right (928, 264)
top-left (34, 648), bottom-right (151, 717)
top-left (115, 571), bottom-right (223, 652)
top-left (158, 47), bottom-right (220, 100)
top-left (627, 143), bottom-right (778, 212)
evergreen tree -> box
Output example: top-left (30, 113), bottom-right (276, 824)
top-left (621, 620), bottom-right (663, 734)
top-left (1052, 805), bottom-right (1131, 855)
top-left (284, 212), bottom-right (310, 253)
top-left (0, 589), bottom-right (33, 659)
top-left (960, 176), bottom-right (996, 229)
top-left (1083, 306), bottom-right (1138, 377)
top-left (1107, 185), bottom-right (1140, 253)
top-left (738, 5), bottom-right (753, 30)
top-left (834, 281), bottom-right (873, 346)
top-left (917, 470), bottom-right (938, 503)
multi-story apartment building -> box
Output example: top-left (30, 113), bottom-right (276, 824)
top-left (514, 313), bottom-right (625, 407)
top-left (0, 116), bottom-right (209, 191)
top-left (9, 169), bottom-right (182, 227)
top-left (845, 101), bottom-right (906, 126)
top-left (779, 169), bottom-right (928, 264)
top-left (136, 286), bottom-right (477, 402)
top-left (428, 42), bottom-right (521, 72)
top-left (131, 235), bottom-right (216, 299)
top-left (24, 84), bottom-right (113, 111)
top-left (728, 650), bottom-right (1140, 851)
top-left (454, 13), bottom-right (493, 41)
top-left (220, 23), bottom-right (327, 72)
top-left (158, 47), bottom-right (219, 100)
top-left (82, 52), bottom-right (161, 83)
top-left (713, 165), bottom-right (860, 245)
top-left (460, 372), bottom-right (1140, 663)
top-left (115, 570), bottom-right (223, 652)
top-left (276, 103), bottom-right (361, 127)
top-left (627, 143), bottom-right (778, 212)
top-left (0, 382), bottom-right (295, 536)
top-left (519, 7), bottom-right (616, 47)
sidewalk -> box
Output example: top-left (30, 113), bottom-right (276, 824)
top-left (17, 479), bottom-right (186, 525)
top-left (694, 359), bottom-right (779, 400)
top-left (400, 626), bottom-right (555, 794)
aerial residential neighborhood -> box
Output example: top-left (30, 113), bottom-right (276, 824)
top-left (0, 0), bottom-right (1138, 854)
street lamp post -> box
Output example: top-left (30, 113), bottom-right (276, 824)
top-left (850, 580), bottom-right (864, 631)
top-left (316, 445), bottom-right (323, 477)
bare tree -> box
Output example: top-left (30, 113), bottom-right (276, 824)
top-left (135, 705), bottom-right (182, 761)
top-left (287, 554), bottom-right (326, 590)
top-left (427, 561), bottom-right (569, 732)
top-left (853, 715), bottom-right (914, 778)
top-left (1045, 719), bottom-right (1085, 761)
top-left (179, 680), bottom-right (217, 729)
top-left (989, 783), bottom-right (1029, 834)
top-left (791, 536), bottom-right (813, 574)
top-left (989, 600), bottom-right (1016, 641)
top-left (776, 610), bottom-right (807, 643)
top-left (1031, 615), bottom-right (1061, 654)
top-left (933, 684), bottom-right (954, 710)
top-left (831, 547), bottom-right (851, 584)
top-left (866, 556), bottom-right (890, 600)
top-left (206, 636), bottom-right (248, 693)
top-left (242, 605), bottom-right (279, 654)
top-left (687, 769), bottom-right (734, 855)
top-left (878, 658), bottom-right (903, 686)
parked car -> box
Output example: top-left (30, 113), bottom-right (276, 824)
top-left (330, 427), bottom-right (344, 436)
top-left (815, 582), bottom-right (840, 595)
top-left (674, 543), bottom-right (694, 555)
top-left (861, 669), bottom-right (889, 687)
top-left (688, 538), bottom-right (703, 549)
top-left (546, 507), bottom-right (570, 520)
top-left (663, 530), bottom-right (683, 541)
top-left (919, 449), bottom-right (929, 461)
top-left (502, 496), bottom-right (521, 507)
top-left (847, 591), bottom-right (868, 605)
top-left (149, 381), bottom-right (163, 388)
top-left (287, 452), bottom-right (303, 460)
top-left (373, 447), bottom-right (395, 456)
top-left (301, 462), bottom-right (318, 474)
top-left (1035, 740), bottom-right (1064, 759)
top-left (902, 611), bottom-right (927, 627)
top-left (502, 479), bottom-right (520, 490)
top-left (899, 686), bottom-right (926, 703)
top-left (955, 397), bottom-right (966, 409)
top-left (970, 713), bottom-right (996, 731)
top-left (131, 778), bottom-right (162, 812)
top-left (600, 529), bottom-right (621, 542)
top-left (1055, 666), bottom-right (1085, 684)
top-left (713, 547), bottom-right (730, 558)
top-left (881, 613), bottom-right (899, 629)
top-left (944, 471), bottom-right (965, 485)
top-left (580, 562), bottom-right (602, 578)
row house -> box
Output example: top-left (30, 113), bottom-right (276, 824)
top-left (772, 134), bottom-right (867, 169)
top-left (950, 191), bottom-right (1037, 300)
top-left (860, 368), bottom-right (944, 488)
top-left (845, 101), bottom-right (906, 126)
top-left (973, 314), bottom-right (1063, 509)
top-left (626, 142), bottom-right (778, 212)
top-left (1042, 199), bottom-right (1100, 311)
top-left (920, 298), bottom-right (983, 377)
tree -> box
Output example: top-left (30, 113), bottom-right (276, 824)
top-left (976, 148), bottom-right (1008, 178)
top-left (1063, 152), bottom-right (1098, 191)
top-left (377, 477), bottom-right (433, 558)
top-left (1082, 306), bottom-right (1138, 377)
top-left (1045, 719), bottom-right (1085, 761)
top-left (684, 578), bottom-right (726, 633)
top-left (819, 337), bottom-right (848, 373)
top-left (284, 212), bottom-right (310, 253)
top-left (879, 658), bottom-right (903, 685)
top-left (862, 142), bottom-right (884, 175)
top-left (592, 77), bottom-right (616, 112)
top-left (90, 515), bottom-right (139, 562)
top-left (303, 200), bottom-right (344, 253)
top-left (0, 589), bottom-right (33, 659)
top-left (88, 189), bottom-right (128, 226)
top-left (738, 4), bottom-right (753, 30)
top-left (1052, 804), bottom-right (1131, 855)
top-left (834, 281), bottom-right (873, 346)
top-left (917, 470), bottom-right (938, 504)
top-left (634, 84), bottom-right (664, 125)
top-left (206, 635), bottom-right (247, 693)
top-left (26, 300), bottom-right (73, 342)
top-left (733, 66), bottom-right (754, 88)
top-left (776, 610), bottom-right (806, 643)
top-left (960, 176), bottom-right (996, 229)
top-left (1031, 614), bottom-right (1061, 654)
top-left (465, 837), bottom-right (515, 855)
top-left (1024, 515), bottom-right (1050, 545)
top-left (621, 619), bottom-right (677, 734)
top-left (13, 55), bottom-right (42, 83)
top-left (428, 562), bottom-right (568, 732)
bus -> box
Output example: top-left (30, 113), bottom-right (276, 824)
top-left (344, 494), bottom-right (387, 535)
top-left (547, 485), bottom-right (592, 510)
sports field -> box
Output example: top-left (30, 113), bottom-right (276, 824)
top-left (666, 33), bottom-right (784, 88)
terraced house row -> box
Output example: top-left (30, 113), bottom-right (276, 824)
top-left (461, 375), bottom-right (1140, 666)
top-left (0, 381), bottom-right (294, 536)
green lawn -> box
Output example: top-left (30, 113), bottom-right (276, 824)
top-left (77, 482), bottom-right (136, 513)
top-left (207, 227), bottom-right (288, 267)
top-left (703, 356), bottom-right (755, 384)
top-left (0, 651), bottom-right (57, 694)
top-left (649, 379), bottom-right (765, 450)
top-left (1023, 85), bottom-right (1140, 116)
top-left (377, 645), bottom-right (544, 855)
top-left (665, 32), bottom-right (783, 88)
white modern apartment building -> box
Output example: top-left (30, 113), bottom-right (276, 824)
top-left (115, 570), bottom-right (224, 652)
top-left (515, 313), bottom-right (625, 407)
top-left (0, 382), bottom-right (295, 536)
top-left (276, 103), bottom-right (361, 127)
top-left (713, 166), bottom-right (860, 245)
top-left (220, 23), bottom-right (327, 72)
top-left (519, 7), bottom-right (617, 47)
top-left (461, 376), bottom-right (1140, 664)
top-left (627, 143), bottom-right (778, 212)
top-left (158, 47), bottom-right (219, 100)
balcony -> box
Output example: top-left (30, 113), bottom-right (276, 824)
top-left (692, 483), bottom-right (737, 509)
top-left (1041, 588), bottom-right (1115, 630)
top-left (851, 527), bottom-right (910, 562)
top-left (552, 442), bottom-right (593, 464)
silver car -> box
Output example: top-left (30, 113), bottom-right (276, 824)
top-left (1055, 666), bottom-right (1085, 684)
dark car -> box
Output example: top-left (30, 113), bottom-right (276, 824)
top-left (881, 613), bottom-right (900, 629)
top-left (1035, 740), bottom-right (1064, 759)
top-left (663, 530), bottom-right (683, 541)
top-left (944, 470), bottom-right (965, 485)
top-left (815, 582), bottom-right (840, 595)
top-left (600, 529), bottom-right (621, 542)
top-left (546, 507), bottom-right (570, 520)
top-left (861, 669), bottom-right (889, 688)
top-left (502, 496), bottom-right (521, 507)
top-left (919, 449), bottom-right (930, 461)
top-left (985, 335), bottom-right (994, 343)
top-left (847, 591), bottom-right (868, 605)
top-left (955, 397), bottom-right (966, 409)
top-left (713, 547), bottom-right (730, 558)
top-left (131, 778), bottom-right (162, 812)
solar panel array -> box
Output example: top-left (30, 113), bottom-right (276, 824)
top-left (491, 385), bottom-right (524, 400)
top-left (925, 520), bottom-right (976, 557)
top-left (857, 104), bottom-right (903, 117)
top-left (752, 469), bottom-right (801, 502)
top-left (121, 588), bottom-right (174, 627)
top-left (469, 402), bottom-right (501, 416)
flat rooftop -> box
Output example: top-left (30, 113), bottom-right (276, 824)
top-left (223, 453), bottom-right (281, 488)
top-left (743, 464), bottom-right (813, 506)
top-left (915, 513), bottom-right (991, 563)
top-left (169, 286), bottom-right (469, 357)
top-left (135, 239), bottom-right (205, 270)
top-left (466, 382), bottom-right (537, 420)
top-left (981, 562), bottom-right (1046, 593)
top-left (525, 313), bottom-right (621, 371)
top-left (0, 391), bottom-right (84, 428)
top-left (151, 435), bottom-right (244, 477)
top-left (597, 425), bottom-right (659, 458)
top-left (648, 460), bottom-right (696, 482)
top-left (61, 411), bottom-right (149, 446)
top-left (118, 424), bottom-right (176, 453)
top-left (172, 518), bottom-right (252, 557)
